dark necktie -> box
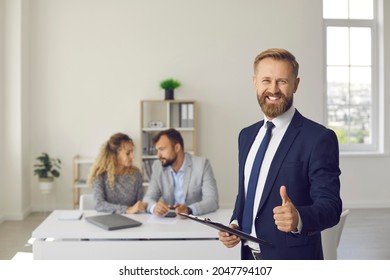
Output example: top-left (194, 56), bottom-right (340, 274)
top-left (242, 121), bottom-right (275, 234)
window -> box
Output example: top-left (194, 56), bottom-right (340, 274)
top-left (323, 0), bottom-right (382, 152)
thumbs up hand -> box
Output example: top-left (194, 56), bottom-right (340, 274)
top-left (273, 186), bottom-right (299, 232)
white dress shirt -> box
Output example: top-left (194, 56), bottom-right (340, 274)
top-left (243, 106), bottom-right (295, 250)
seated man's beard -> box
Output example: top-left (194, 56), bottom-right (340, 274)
top-left (161, 154), bottom-right (177, 167)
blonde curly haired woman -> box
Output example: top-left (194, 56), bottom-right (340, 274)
top-left (87, 133), bottom-right (147, 214)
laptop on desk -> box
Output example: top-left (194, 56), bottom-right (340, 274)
top-left (85, 213), bottom-right (142, 230)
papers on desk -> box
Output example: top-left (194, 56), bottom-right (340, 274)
top-left (57, 210), bottom-right (83, 221)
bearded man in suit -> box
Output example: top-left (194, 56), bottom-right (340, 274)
top-left (219, 48), bottom-right (342, 260)
top-left (143, 128), bottom-right (219, 218)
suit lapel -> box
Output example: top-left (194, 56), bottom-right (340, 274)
top-left (257, 111), bottom-right (304, 212)
top-left (240, 121), bottom-right (263, 169)
top-left (237, 121), bottom-right (263, 221)
top-left (182, 154), bottom-right (192, 201)
top-left (163, 166), bottom-right (175, 205)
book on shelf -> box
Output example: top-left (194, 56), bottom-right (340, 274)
top-left (142, 131), bottom-right (149, 155)
top-left (179, 102), bottom-right (194, 128)
top-left (142, 158), bottom-right (156, 182)
top-left (180, 103), bottom-right (188, 128)
top-left (187, 103), bottom-right (194, 128)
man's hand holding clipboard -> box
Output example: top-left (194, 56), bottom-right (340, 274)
top-left (179, 213), bottom-right (272, 247)
top-left (218, 223), bottom-right (242, 248)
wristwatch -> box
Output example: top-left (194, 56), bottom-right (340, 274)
top-left (187, 207), bottom-right (193, 215)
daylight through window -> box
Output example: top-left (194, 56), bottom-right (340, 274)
top-left (323, 0), bottom-right (380, 152)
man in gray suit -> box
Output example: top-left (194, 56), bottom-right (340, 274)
top-left (143, 128), bottom-right (219, 218)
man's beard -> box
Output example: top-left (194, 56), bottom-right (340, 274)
top-left (257, 92), bottom-right (293, 118)
top-left (160, 154), bottom-right (177, 167)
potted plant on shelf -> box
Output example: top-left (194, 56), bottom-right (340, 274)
top-left (33, 153), bottom-right (61, 194)
top-left (160, 78), bottom-right (181, 100)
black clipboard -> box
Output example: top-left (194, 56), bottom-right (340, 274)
top-left (179, 213), bottom-right (272, 247)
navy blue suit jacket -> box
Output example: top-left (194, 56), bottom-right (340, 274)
top-left (232, 110), bottom-right (342, 260)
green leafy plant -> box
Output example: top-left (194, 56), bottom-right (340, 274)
top-left (160, 79), bottom-right (181, 90)
top-left (33, 153), bottom-right (61, 180)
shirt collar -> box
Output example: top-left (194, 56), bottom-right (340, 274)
top-left (169, 153), bottom-right (187, 175)
top-left (263, 105), bottom-right (295, 129)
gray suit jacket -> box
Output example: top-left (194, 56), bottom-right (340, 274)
top-left (143, 153), bottom-right (219, 215)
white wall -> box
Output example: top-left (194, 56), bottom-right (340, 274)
top-left (0, 0), bottom-right (5, 221)
top-left (1, 0), bottom-right (389, 218)
top-left (1, 0), bottom-right (31, 220)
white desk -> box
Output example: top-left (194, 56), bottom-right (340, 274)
top-left (32, 209), bottom-right (240, 260)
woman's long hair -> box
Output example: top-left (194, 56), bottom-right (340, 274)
top-left (87, 133), bottom-right (139, 190)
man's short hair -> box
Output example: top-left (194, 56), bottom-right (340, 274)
top-left (253, 48), bottom-right (299, 78)
top-left (152, 128), bottom-right (184, 150)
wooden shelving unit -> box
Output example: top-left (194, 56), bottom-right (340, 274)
top-left (140, 100), bottom-right (197, 184)
top-left (72, 155), bottom-right (94, 209)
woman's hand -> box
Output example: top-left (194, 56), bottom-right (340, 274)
top-left (126, 201), bottom-right (147, 214)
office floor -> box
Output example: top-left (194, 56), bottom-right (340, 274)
top-left (337, 208), bottom-right (390, 260)
top-left (0, 212), bottom-right (50, 260)
top-left (0, 208), bottom-right (389, 260)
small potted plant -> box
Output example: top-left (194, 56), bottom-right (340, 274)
top-left (160, 78), bottom-right (181, 100)
top-left (33, 153), bottom-right (61, 194)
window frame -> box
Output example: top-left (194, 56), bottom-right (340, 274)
top-left (323, 0), bottom-right (383, 154)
